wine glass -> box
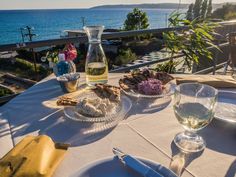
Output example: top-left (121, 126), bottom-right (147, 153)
top-left (173, 83), bottom-right (218, 152)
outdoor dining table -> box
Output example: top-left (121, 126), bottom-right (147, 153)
top-left (0, 73), bottom-right (235, 177)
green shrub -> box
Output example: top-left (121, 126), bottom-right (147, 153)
top-left (0, 87), bottom-right (14, 97)
top-left (17, 49), bottom-right (34, 61)
top-left (114, 49), bottom-right (137, 66)
top-left (0, 58), bottom-right (51, 80)
top-left (224, 11), bottom-right (236, 20)
top-left (212, 3), bottom-right (236, 20)
top-left (126, 39), bottom-right (163, 55)
top-left (153, 60), bottom-right (179, 74)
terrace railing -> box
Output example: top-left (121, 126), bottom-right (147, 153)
top-left (0, 20), bottom-right (236, 74)
top-left (0, 26), bottom-right (188, 52)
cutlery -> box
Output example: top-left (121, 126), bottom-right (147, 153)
top-left (112, 147), bottom-right (163, 177)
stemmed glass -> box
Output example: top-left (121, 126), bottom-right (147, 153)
top-left (173, 83), bottom-right (218, 152)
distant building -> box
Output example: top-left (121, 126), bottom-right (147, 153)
top-left (64, 28), bottom-right (120, 37)
top-left (64, 30), bottom-right (86, 38)
top-left (63, 29), bottom-right (121, 54)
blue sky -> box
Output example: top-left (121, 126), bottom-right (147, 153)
top-left (1, 0), bottom-right (236, 10)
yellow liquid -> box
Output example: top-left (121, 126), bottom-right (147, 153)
top-left (174, 103), bottom-right (214, 131)
top-left (86, 62), bottom-right (108, 86)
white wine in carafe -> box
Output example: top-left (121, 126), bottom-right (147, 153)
top-left (86, 62), bottom-right (108, 85)
top-left (84, 25), bottom-right (108, 86)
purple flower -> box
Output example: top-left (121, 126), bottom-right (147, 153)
top-left (138, 78), bottom-right (163, 95)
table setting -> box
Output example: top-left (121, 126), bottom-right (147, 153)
top-left (0, 25), bottom-right (236, 177)
top-left (0, 70), bottom-right (236, 177)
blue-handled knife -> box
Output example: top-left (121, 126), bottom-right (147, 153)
top-left (112, 148), bottom-right (164, 177)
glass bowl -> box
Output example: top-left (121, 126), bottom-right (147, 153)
top-left (64, 90), bottom-right (132, 123)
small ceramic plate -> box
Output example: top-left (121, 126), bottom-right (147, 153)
top-left (71, 157), bottom-right (177, 177)
top-left (215, 91), bottom-right (236, 123)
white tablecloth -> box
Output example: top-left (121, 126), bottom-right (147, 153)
top-left (0, 73), bottom-right (235, 177)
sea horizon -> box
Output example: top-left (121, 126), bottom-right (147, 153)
top-left (0, 8), bottom-right (179, 11)
top-left (0, 8), bottom-right (184, 45)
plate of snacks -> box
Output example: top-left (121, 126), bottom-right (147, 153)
top-left (57, 84), bottom-right (132, 122)
top-left (119, 69), bottom-right (175, 98)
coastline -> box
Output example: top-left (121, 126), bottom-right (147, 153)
top-left (0, 8), bottom-right (176, 44)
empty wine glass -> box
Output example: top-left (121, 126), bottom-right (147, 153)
top-left (173, 83), bottom-right (218, 152)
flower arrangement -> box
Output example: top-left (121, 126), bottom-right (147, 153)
top-left (64, 44), bottom-right (77, 61)
top-left (41, 43), bottom-right (78, 67)
top-left (41, 43), bottom-right (78, 75)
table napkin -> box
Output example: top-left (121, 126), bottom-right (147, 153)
top-left (175, 75), bottom-right (236, 88)
top-left (0, 135), bottom-right (69, 177)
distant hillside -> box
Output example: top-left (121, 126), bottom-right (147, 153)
top-left (91, 3), bottom-right (227, 10)
top-left (91, 3), bottom-right (189, 9)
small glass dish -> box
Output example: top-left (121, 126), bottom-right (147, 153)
top-left (64, 90), bottom-right (132, 122)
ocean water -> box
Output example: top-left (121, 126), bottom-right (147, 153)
top-left (0, 8), bottom-right (177, 45)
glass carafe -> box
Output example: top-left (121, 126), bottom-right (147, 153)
top-left (84, 26), bottom-right (108, 86)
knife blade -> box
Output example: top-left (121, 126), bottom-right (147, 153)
top-left (112, 148), bottom-right (164, 177)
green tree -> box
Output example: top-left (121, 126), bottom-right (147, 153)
top-left (186, 4), bottom-right (194, 21)
top-left (201, 0), bottom-right (208, 19)
top-left (124, 8), bottom-right (149, 31)
top-left (193, 0), bottom-right (203, 19)
top-left (207, 0), bottom-right (212, 17)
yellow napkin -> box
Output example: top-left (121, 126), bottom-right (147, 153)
top-left (176, 75), bottom-right (236, 88)
top-left (0, 135), bottom-right (69, 177)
